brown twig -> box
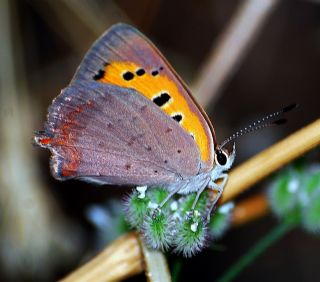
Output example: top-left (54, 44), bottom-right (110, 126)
top-left (60, 233), bottom-right (172, 282)
top-left (60, 119), bottom-right (320, 282)
top-left (232, 194), bottom-right (269, 226)
top-left (192, 0), bottom-right (279, 107)
top-left (60, 233), bottom-right (143, 282)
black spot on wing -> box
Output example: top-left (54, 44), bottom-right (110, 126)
top-left (93, 69), bottom-right (105, 80)
top-left (151, 70), bottom-right (159, 76)
top-left (172, 114), bottom-right (182, 123)
top-left (140, 105), bottom-right (147, 112)
top-left (153, 92), bottom-right (171, 107)
top-left (136, 68), bottom-right (145, 76)
top-left (123, 71), bottom-right (134, 81)
top-left (125, 164), bottom-right (131, 170)
top-left (98, 141), bottom-right (104, 148)
top-left (127, 136), bottom-right (136, 146)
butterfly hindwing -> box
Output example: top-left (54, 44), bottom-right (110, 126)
top-left (72, 23), bottom-right (215, 171)
top-left (35, 82), bottom-right (200, 185)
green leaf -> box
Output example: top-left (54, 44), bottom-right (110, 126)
top-left (302, 191), bottom-right (320, 233)
top-left (269, 170), bottom-right (300, 217)
top-left (209, 203), bottom-right (234, 239)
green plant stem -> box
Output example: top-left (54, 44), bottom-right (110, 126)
top-left (171, 259), bottom-right (183, 282)
top-left (217, 218), bottom-right (298, 282)
top-left (140, 237), bottom-right (171, 282)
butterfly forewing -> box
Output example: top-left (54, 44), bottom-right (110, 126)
top-left (72, 23), bottom-right (215, 172)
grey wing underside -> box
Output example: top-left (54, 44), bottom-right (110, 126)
top-left (43, 81), bottom-right (201, 186)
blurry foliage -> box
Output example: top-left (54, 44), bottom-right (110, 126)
top-left (269, 162), bottom-right (320, 233)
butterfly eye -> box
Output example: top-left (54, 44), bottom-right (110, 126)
top-left (215, 150), bottom-right (228, 166)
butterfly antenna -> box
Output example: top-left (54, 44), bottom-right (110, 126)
top-left (220, 103), bottom-right (298, 148)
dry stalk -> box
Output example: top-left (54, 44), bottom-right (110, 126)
top-left (60, 233), bottom-right (143, 282)
top-left (193, 0), bottom-right (279, 107)
top-left (232, 194), bottom-right (269, 226)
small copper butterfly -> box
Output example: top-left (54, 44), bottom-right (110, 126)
top-left (34, 23), bottom-right (296, 222)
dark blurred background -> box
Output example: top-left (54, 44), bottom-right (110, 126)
top-left (0, 0), bottom-right (319, 281)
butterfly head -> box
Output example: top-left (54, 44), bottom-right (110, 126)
top-left (211, 103), bottom-right (297, 173)
top-left (214, 143), bottom-right (236, 171)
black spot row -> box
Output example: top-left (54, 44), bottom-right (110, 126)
top-left (122, 66), bottom-right (163, 81)
top-left (94, 65), bottom-right (164, 81)
top-left (123, 68), bottom-right (146, 81)
top-left (153, 92), bottom-right (171, 107)
top-left (172, 114), bottom-right (183, 122)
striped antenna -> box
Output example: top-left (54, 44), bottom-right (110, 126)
top-left (220, 104), bottom-right (298, 148)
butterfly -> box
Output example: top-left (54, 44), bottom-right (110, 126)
top-left (34, 23), bottom-right (294, 222)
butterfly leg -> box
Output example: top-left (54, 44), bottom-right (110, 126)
top-left (185, 178), bottom-right (211, 219)
top-left (205, 173), bottom-right (228, 223)
top-left (152, 185), bottom-right (182, 218)
top-left (191, 185), bottom-right (207, 210)
top-left (184, 185), bottom-right (208, 220)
